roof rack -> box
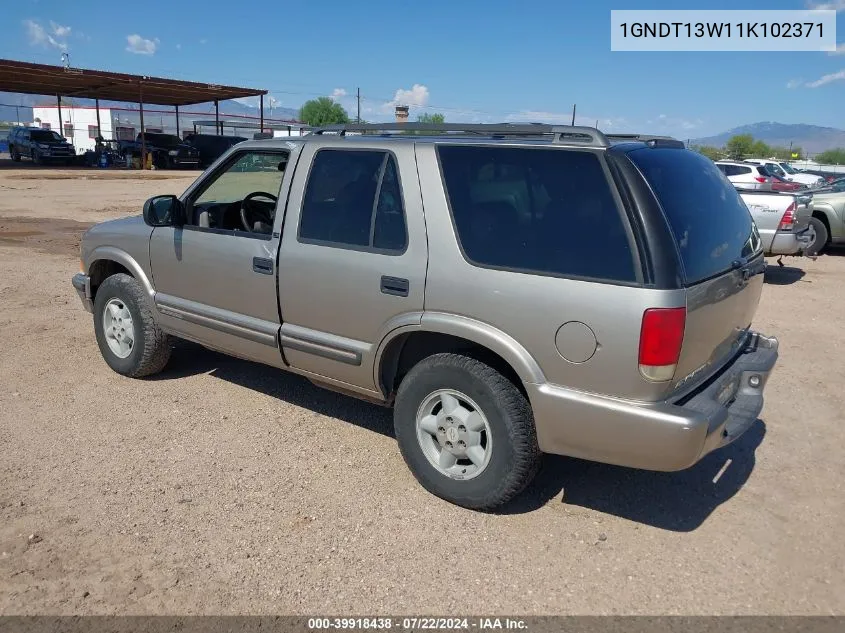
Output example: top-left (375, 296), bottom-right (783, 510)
top-left (311, 122), bottom-right (611, 147)
top-left (604, 134), bottom-right (685, 148)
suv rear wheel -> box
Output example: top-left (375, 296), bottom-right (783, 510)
top-left (10, 146), bottom-right (21, 161)
top-left (93, 273), bottom-right (171, 377)
top-left (394, 353), bottom-right (540, 510)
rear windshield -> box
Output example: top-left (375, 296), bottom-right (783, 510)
top-left (628, 147), bottom-right (758, 285)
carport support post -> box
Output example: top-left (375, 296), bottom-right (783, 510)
top-left (57, 95), bottom-right (63, 137)
top-left (95, 98), bottom-right (101, 138)
top-left (139, 83), bottom-right (146, 170)
top-left (175, 105), bottom-right (180, 138)
top-left (215, 100), bottom-right (220, 135)
top-left (260, 94), bottom-right (264, 134)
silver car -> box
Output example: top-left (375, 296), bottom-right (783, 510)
top-left (72, 124), bottom-right (778, 510)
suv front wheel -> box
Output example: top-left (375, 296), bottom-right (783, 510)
top-left (394, 353), bottom-right (541, 510)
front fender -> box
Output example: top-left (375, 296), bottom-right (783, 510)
top-left (813, 202), bottom-right (844, 241)
top-left (86, 245), bottom-right (156, 300)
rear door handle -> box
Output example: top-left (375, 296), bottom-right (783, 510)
top-left (253, 257), bottom-right (274, 275)
top-left (380, 276), bottom-right (409, 297)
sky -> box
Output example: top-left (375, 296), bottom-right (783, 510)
top-left (2, 0), bottom-right (845, 138)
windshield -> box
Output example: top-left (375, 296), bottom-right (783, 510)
top-left (142, 133), bottom-right (181, 147)
top-left (628, 147), bottom-right (759, 285)
top-left (31, 130), bottom-right (63, 142)
top-left (779, 162), bottom-right (797, 175)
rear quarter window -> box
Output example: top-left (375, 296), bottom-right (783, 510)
top-left (437, 145), bottom-right (638, 283)
top-left (628, 148), bottom-right (758, 285)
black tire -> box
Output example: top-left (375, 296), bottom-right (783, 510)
top-left (10, 147), bottom-right (21, 161)
top-left (806, 216), bottom-right (829, 256)
top-left (31, 149), bottom-right (41, 165)
top-left (92, 273), bottom-right (171, 377)
top-left (394, 353), bottom-right (541, 511)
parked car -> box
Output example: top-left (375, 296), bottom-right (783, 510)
top-left (735, 188), bottom-right (815, 259)
top-left (71, 123), bottom-right (778, 510)
top-left (184, 134), bottom-right (248, 168)
top-left (744, 158), bottom-right (824, 187)
top-left (118, 133), bottom-right (200, 169)
top-left (7, 126), bottom-right (75, 165)
top-left (804, 188), bottom-right (845, 252)
top-left (715, 160), bottom-right (773, 190)
top-left (808, 177), bottom-right (845, 194)
top-left (798, 168), bottom-right (839, 184)
top-left (758, 168), bottom-right (806, 193)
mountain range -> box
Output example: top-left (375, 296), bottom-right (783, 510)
top-left (691, 122), bottom-right (845, 154)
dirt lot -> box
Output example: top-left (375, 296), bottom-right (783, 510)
top-left (0, 164), bottom-right (843, 615)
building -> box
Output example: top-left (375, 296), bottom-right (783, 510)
top-left (31, 104), bottom-right (307, 154)
top-left (32, 104), bottom-right (114, 153)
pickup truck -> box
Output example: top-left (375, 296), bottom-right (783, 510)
top-left (737, 188), bottom-right (816, 259)
top-left (118, 132), bottom-right (200, 169)
top-left (71, 124), bottom-right (779, 510)
top-left (806, 187), bottom-right (845, 252)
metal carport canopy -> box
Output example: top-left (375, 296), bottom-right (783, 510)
top-left (0, 58), bottom-right (267, 106)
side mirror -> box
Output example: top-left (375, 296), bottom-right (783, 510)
top-left (142, 195), bottom-right (183, 227)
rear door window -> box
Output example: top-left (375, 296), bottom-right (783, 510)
top-left (627, 147), bottom-right (759, 285)
top-left (437, 145), bottom-right (638, 283)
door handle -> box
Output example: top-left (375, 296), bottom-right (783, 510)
top-left (380, 276), bottom-right (409, 297)
top-left (253, 257), bottom-right (274, 275)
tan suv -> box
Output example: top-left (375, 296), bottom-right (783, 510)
top-left (72, 123), bottom-right (778, 510)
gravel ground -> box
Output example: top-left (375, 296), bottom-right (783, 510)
top-left (0, 165), bottom-right (843, 615)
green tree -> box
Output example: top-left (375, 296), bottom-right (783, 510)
top-left (417, 112), bottom-right (445, 124)
top-left (725, 134), bottom-right (755, 160)
top-left (814, 148), bottom-right (845, 164)
top-left (750, 140), bottom-right (771, 158)
top-left (298, 97), bottom-right (350, 126)
top-left (690, 144), bottom-right (724, 161)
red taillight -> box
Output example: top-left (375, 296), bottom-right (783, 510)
top-left (778, 202), bottom-right (796, 231)
top-left (754, 176), bottom-right (769, 183)
top-left (639, 307), bottom-right (686, 382)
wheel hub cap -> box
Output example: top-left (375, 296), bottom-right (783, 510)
top-left (103, 298), bottom-right (135, 359)
top-left (415, 389), bottom-right (492, 480)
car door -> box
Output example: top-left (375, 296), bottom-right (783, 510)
top-left (149, 145), bottom-right (298, 368)
top-left (277, 141), bottom-right (427, 394)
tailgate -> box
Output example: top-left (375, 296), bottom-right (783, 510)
top-left (673, 256), bottom-right (765, 393)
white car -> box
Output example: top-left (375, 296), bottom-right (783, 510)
top-left (715, 160), bottom-right (773, 191)
top-left (744, 158), bottom-right (824, 186)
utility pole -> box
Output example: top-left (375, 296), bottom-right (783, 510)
top-left (357, 87), bottom-right (361, 123)
top-left (571, 103), bottom-right (576, 126)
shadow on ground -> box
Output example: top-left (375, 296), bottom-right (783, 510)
top-left (764, 265), bottom-right (805, 285)
top-left (153, 341), bottom-right (394, 439)
top-left (154, 341), bottom-right (765, 530)
top-left (500, 420), bottom-right (765, 530)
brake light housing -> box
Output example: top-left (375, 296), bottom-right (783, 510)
top-left (778, 202), bottom-right (796, 231)
top-left (639, 307), bottom-right (686, 382)
top-left (754, 176), bottom-right (768, 183)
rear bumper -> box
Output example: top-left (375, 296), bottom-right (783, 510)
top-left (528, 331), bottom-right (778, 471)
top-left (766, 227), bottom-right (814, 256)
top-left (72, 273), bottom-right (93, 313)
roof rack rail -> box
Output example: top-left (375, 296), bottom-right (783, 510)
top-left (604, 134), bottom-right (686, 148)
top-left (311, 122), bottom-right (611, 147)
